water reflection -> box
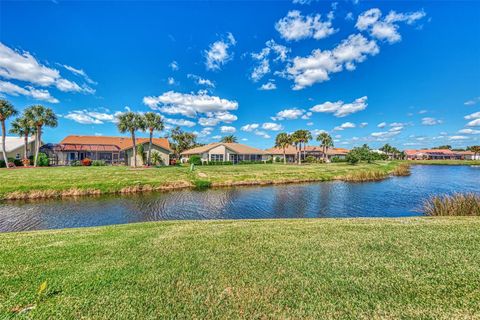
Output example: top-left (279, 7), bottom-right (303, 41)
top-left (0, 165), bottom-right (479, 232)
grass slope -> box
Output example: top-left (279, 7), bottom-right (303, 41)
top-left (411, 160), bottom-right (480, 166)
top-left (0, 161), bottom-right (402, 200)
top-left (1, 218), bottom-right (480, 319)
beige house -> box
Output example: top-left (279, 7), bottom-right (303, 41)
top-left (181, 143), bottom-right (268, 164)
top-left (265, 145), bottom-right (349, 162)
top-left (1, 136), bottom-right (37, 160)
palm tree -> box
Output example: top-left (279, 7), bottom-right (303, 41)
top-left (220, 135), bottom-right (237, 143)
top-left (301, 130), bottom-right (312, 160)
top-left (9, 115), bottom-right (34, 160)
top-left (380, 143), bottom-right (392, 159)
top-left (143, 112), bottom-right (164, 166)
top-left (24, 105), bottom-right (57, 167)
top-left (317, 132), bottom-right (333, 161)
top-left (0, 99), bottom-right (18, 168)
top-left (117, 112), bottom-right (145, 167)
top-left (275, 133), bottom-right (292, 164)
top-left (291, 130), bottom-right (302, 164)
top-left (470, 146), bottom-right (480, 160)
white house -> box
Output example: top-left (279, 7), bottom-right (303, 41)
top-left (0, 136), bottom-right (37, 160)
top-left (181, 142), bottom-right (268, 164)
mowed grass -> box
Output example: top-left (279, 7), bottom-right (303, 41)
top-left (1, 218), bottom-right (480, 319)
top-left (0, 161), bottom-right (402, 199)
top-left (411, 160), bottom-right (480, 166)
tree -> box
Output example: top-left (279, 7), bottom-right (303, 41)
top-left (24, 105), bottom-right (57, 167)
top-left (300, 130), bottom-right (312, 161)
top-left (0, 99), bottom-right (18, 168)
top-left (117, 112), bottom-right (145, 167)
top-left (275, 132), bottom-right (292, 164)
top-left (220, 135), bottom-right (237, 143)
top-left (9, 115), bottom-right (34, 160)
top-left (470, 146), bottom-right (480, 160)
top-left (433, 145), bottom-right (452, 150)
top-left (291, 130), bottom-right (302, 164)
top-left (168, 126), bottom-right (198, 158)
top-left (143, 112), bottom-right (164, 166)
top-left (317, 132), bottom-right (333, 161)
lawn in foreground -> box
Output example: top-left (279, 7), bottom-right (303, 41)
top-left (1, 218), bottom-right (479, 319)
top-left (0, 161), bottom-right (401, 199)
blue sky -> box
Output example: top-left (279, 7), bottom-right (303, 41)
top-left (0, 0), bottom-right (479, 149)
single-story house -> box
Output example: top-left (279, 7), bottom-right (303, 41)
top-left (405, 149), bottom-right (463, 160)
top-left (265, 145), bottom-right (349, 162)
top-left (457, 151), bottom-right (480, 160)
top-left (52, 135), bottom-right (172, 166)
top-left (181, 142), bottom-right (268, 164)
top-left (0, 136), bottom-right (37, 160)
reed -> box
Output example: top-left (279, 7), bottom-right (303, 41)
top-left (423, 193), bottom-right (480, 216)
top-left (343, 170), bottom-right (388, 182)
top-left (391, 163), bottom-right (411, 176)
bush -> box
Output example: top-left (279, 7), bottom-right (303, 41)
top-left (193, 179), bottom-right (212, 190)
top-left (423, 193), bottom-right (480, 216)
top-left (92, 160), bottom-right (107, 166)
top-left (81, 158), bottom-right (92, 166)
top-left (346, 152), bottom-right (360, 165)
top-left (151, 152), bottom-right (164, 166)
top-left (305, 156), bottom-right (317, 163)
top-left (0, 160), bottom-right (5, 168)
top-left (188, 155), bottom-right (202, 165)
top-left (13, 158), bottom-right (23, 167)
top-left (36, 153), bottom-right (49, 166)
top-left (274, 156), bottom-right (282, 163)
top-left (205, 161), bottom-right (233, 165)
top-left (331, 156), bottom-right (346, 163)
top-left (70, 160), bottom-right (82, 166)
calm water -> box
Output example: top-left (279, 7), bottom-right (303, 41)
top-left (0, 165), bottom-right (479, 232)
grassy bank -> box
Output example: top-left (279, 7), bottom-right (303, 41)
top-left (1, 218), bottom-right (479, 319)
top-left (0, 161), bottom-right (403, 200)
top-left (410, 159), bottom-right (480, 165)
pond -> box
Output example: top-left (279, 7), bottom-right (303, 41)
top-left (0, 165), bottom-right (478, 232)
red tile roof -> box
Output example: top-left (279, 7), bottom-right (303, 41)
top-left (60, 135), bottom-right (171, 151)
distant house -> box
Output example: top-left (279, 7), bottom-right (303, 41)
top-left (0, 136), bottom-right (37, 160)
top-left (181, 142), bottom-right (267, 164)
top-left (457, 151), bottom-right (480, 160)
top-left (405, 149), bottom-right (463, 160)
top-left (265, 145), bottom-right (349, 162)
top-left (53, 135), bottom-right (172, 166)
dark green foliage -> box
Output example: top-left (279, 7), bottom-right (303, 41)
top-left (92, 160), bottom-right (107, 166)
top-left (188, 155), bottom-right (202, 165)
top-left (36, 153), bottom-right (49, 166)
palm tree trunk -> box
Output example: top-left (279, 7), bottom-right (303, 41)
top-left (283, 148), bottom-right (286, 164)
top-left (148, 129), bottom-right (153, 166)
top-left (131, 130), bottom-right (137, 167)
top-left (24, 133), bottom-right (29, 159)
top-left (34, 126), bottom-right (41, 167)
top-left (1, 120), bottom-right (9, 168)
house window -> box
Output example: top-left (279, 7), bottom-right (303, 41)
top-left (15, 153), bottom-right (21, 160)
top-left (210, 154), bottom-right (224, 162)
top-left (69, 152), bottom-right (76, 160)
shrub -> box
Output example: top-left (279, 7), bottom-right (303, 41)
top-left (151, 152), bottom-right (164, 166)
top-left (70, 160), bottom-right (82, 166)
top-left (188, 155), bottom-right (202, 165)
top-left (392, 163), bottom-right (411, 176)
top-left (36, 153), bottom-right (49, 166)
top-left (274, 156), bottom-right (282, 163)
top-left (81, 158), bottom-right (92, 166)
top-left (92, 160), bottom-right (107, 166)
top-left (193, 179), bottom-right (211, 190)
top-left (0, 160), bottom-right (5, 168)
top-left (331, 156), bottom-right (346, 163)
top-left (13, 158), bottom-right (23, 167)
top-left (346, 152), bottom-right (359, 165)
top-left (22, 158), bottom-right (30, 166)
top-left (305, 156), bottom-right (317, 163)
top-left (423, 193), bottom-right (480, 216)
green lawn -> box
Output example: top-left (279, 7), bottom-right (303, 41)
top-left (1, 218), bottom-right (479, 319)
top-left (410, 160), bottom-right (480, 165)
top-left (0, 161), bottom-right (402, 200)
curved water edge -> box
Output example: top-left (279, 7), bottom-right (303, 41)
top-left (0, 165), bottom-right (478, 232)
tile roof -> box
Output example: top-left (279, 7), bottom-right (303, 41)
top-left (60, 135), bottom-right (171, 151)
top-left (181, 143), bottom-right (266, 155)
top-left (0, 136), bottom-right (37, 152)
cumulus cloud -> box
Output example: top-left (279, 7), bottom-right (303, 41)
top-left (0, 80), bottom-right (58, 103)
top-left (464, 97), bottom-right (480, 106)
top-left (448, 135), bottom-right (468, 140)
top-left (251, 40), bottom-right (290, 82)
top-left (262, 122), bottom-right (283, 131)
top-left (259, 81), bottom-right (277, 91)
top-left (241, 123), bottom-right (260, 132)
top-left (359, 122), bottom-right (368, 128)
top-left (286, 34), bottom-right (379, 89)
top-left (167, 77), bottom-right (176, 85)
top-left (421, 117), bottom-right (442, 126)
top-left (169, 61), bottom-right (179, 71)
top-left (275, 10), bottom-right (337, 41)
top-left (254, 130), bottom-right (271, 139)
top-left (204, 33), bottom-right (236, 71)
top-left (458, 128), bottom-right (480, 135)
top-left (377, 122), bottom-right (387, 128)
top-left (143, 90), bottom-right (238, 118)
top-left (198, 111), bottom-right (238, 127)
top-left (271, 108), bottom-right (308, 121)
top-left (0, 42), bottom-right (95, 95)
top-left (187, 74), bottom-right (215, 88)
top-left (163, 117), bottom-right (196, 127)
top-left (356, 8), bottom-right (426, 43)
top-left (465, 111), bottom-right (480, 120)
top-left (64, 109), bottom-right (121, 125)
top-left (333, 122), bottom-right (355, 131)
top-left (220, 126), bottom-right (236, 133)
top-left (310, 96), bottom-right (367, 117)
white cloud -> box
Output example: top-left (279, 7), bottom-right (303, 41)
top-left (204, 33), bottom-right (236, 71)
top-left (370, 130), bottom-right (401, 139)
top-left (356, 8), bottom-right (426, 43)
top-left (421, 117), bottom-right (442, 126)
top-left (198, 111), bottom-right (237, 127)
top-left (259, 81), bottom-right (277, 91)
top-left (465, 111), bottom-right (480, 120)
top-left (377, 122), bottom-right (387, 128)
top-left (418, 109), bottom-right (428, 114)
top-left (0, 42), bottom-right (94, 95)
top-left (0, 80), bottom-right (59, 103)
top-left (220, 126), bottom-right (236, 133)
top-left (251, 40), bottom-right (290, 81)
top-left (310, 129), bottom-right (327, 136)
top-left (333, 122), bottom-right (355, 131)
top-left (458, 128), bottom-right (480, 135)
top-left (169, 61), bottom-right (179, 71)
top-left (286, 34), bottom-right (379, 89)
top-left (164, 117), bottom-right (196, 127)
top-left (62, 64), bottom-right (96, 84)
top-left (64, 110), bottom-right (118, 125)
top-left (143, 90), bottom-right (238, 118)
top-left (359, 122), bottom-right (368, 128)
top-left (467, 119), bottom-right (480, 127)
top-left (345, 12), bottom-right (354, 21)
top-left (241, 123), bottom-right (260, 132)
top-left (187, 74), bottom-right (215, 88)
top-left (464, 97), bottom-right (480, 106)
top-left (262, 122), bottom-right (283, 131)
top-left (275, 10), bottom-right (337, 41)
top-left (167, 77), bottom-right (176, 85)
top-left (310, 96), bottom-right (367, 117)
top-left (254, 130), bottom-right (271, 139)
top-left (448, 135), bottom-right (468, 140)
top-left (271, 108), bottom-right (307, 121)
